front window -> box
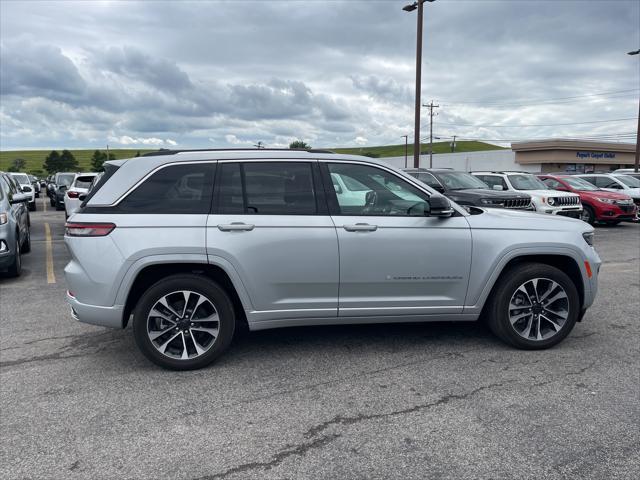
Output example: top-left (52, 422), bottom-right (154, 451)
top-left (327, 163), bottom-right (429, 216)
top-left (614, 175), bottom-right (640, 188)
top-left (507, 174), bottom-right (548, 191)
top-left (561, 177), bottom-right (598, 191)
top-left (435, 172), bottom-right (489, 190)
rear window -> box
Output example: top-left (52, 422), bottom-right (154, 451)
top-left (73, 176), bottom-right (96, 189)
top-left (117, 163), bottom-right (214, 214)
top-left (11, 174), bottom-right (29, 185)
top-left (81, 165), bottom-right (118, 207)
top-left (57, 174), bottom-right (75, 187)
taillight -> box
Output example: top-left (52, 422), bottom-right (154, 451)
top-left (65, 222), bottom-right (116, 237)
top-left (67, 191), bottom-right (80, 198)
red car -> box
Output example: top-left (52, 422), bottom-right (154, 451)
top-left (538, 174), bottom-right (637, 225)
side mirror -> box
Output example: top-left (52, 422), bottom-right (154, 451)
top-left (10, 193), bottom-right (29, 204)
top-left (433, 184), bottom-right (445, 194)
top-left (429, 195), bottom-right (454, 218)
top-left (78, 194), bottom-right (87, 201)
top-left (492, 185), bottom-right (504, 191)
top-left (21, 185), bottom-right (32, 193)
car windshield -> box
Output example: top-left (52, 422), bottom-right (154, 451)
top-left (12, 174), bottom-right (30, 185)
top-left (436, 172), bottom-right (489, 190)
top-left (508, 174), bottom-right (548, 190)
top-left (58, 174), bottom-right (75, 187)
top-left (614, 175), bottom-right (640, 188)
top-left (561, 177), bottom-right (599, 191)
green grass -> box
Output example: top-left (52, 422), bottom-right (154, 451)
top-left (0, 149), bottom-right (155, 175)
top-left (0, 141), bottom-right (503, 175)
top-left (331, 141), bottom-right (504, 158)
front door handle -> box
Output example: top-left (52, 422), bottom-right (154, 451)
top-left (218, 222), bottom-right (255, 232)
top-left (343, 223), bottom-right (378, 232)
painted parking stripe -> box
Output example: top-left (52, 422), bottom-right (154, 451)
top-left (45, 222), bottom-right (56, 284)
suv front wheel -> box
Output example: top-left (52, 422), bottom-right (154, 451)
top-left (485, 263), bottom-right (580, 349)
top-left (133, 274), bottom-right (236, 370)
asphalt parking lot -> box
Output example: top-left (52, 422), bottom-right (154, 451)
top-left (1, 196), bottom-right (639, 480)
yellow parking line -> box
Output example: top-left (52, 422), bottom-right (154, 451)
top-left (43, 196), bottom-right (47, 212)
top-left (45, 222), bottom-right (56, 284)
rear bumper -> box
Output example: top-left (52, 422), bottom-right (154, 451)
top-left (66, 291), bottom-right (124, 329)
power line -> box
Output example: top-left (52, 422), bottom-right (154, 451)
top-left (435, 117), bottom-right (638, 128)
top-left (438, 89), bottom-right (640, 107)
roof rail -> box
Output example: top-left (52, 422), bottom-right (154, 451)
top-left (141, 148), bottom-right (335, 157)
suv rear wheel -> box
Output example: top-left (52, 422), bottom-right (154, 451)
top-left (485, 263), bottom-right (579, 349)
top-left (132, 274), bottom-right (236, 370)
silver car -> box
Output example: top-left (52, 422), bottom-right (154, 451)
top-left (0, 172), bottom-right (31, 276)
top-left (64, 150), bottom-right (601, 370)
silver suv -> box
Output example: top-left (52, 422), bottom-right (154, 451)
top-left (64, 150), bottom-right (601, 370)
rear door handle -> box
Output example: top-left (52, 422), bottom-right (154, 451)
top-left (218, 222), bottom-right (255, 232)
top-left (343, 223), bottom-right (378, 232)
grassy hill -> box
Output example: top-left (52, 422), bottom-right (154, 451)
top-left (331, 141), bottom-right (504, 158)
top-left (0, 141), bottom-right (503, 175)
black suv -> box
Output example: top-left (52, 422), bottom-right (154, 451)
top-left (404, 168), bottom-right (532, 210)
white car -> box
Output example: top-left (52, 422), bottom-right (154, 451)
top-left (471, 171), bottom-right (582, 218)
top-left (9, 173), bottom-right (36, 211)
top-left (576, 173), bottom-right (640, 206)
top-left (611, 169), bottom-right (640, 182)
top-left (64, 173), bottom-right (98, 218)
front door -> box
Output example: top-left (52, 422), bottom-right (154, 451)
top-left (322, 162), bottom-right (472, 317)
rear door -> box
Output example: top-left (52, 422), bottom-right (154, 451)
top-left (206, 160), bottom-right (339, 323)
top-left (321, 161), bottom-right (472, 317)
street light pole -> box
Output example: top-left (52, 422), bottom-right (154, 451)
top-left (628, 49), bottom-right (640, 172)
top-left (403, 1), bottom-right (435, 168)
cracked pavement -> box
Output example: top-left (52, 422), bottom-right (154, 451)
top-left (1, 198), bottom-right (639, 479)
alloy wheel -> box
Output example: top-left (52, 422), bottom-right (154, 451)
top-left (508, 278), bottom-right (569, 341)
top-left (147, 290), bottom-right (219, 360)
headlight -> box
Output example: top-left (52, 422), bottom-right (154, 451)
top-left (597, 197), bottom-right (616, 204)
top-left (480, 199), bottom-right (496, 205)
top-left (547, 197), bottom-right (556, 206)
top-left (582, 232), bottom-right (594, 246)
top-left (0, 213), bottom-right (7, 225)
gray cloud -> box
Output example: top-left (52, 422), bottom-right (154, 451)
top-left (1, 0), bottom-right (638, 150)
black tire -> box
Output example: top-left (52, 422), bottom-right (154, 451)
top-left (133, 274), bottom-right (236, 370)
top-left (485, 263), bottom-right (580, 350)
top-left (50, 197), bottom-right (55, 207)
top-left (29, 201), bottom-right (36, 212)
top-left (21, 227), bottom-right (31, 254)
top-left (580, 205), bottom-right (595, 224)
top-left (7, 238), bottom-right (21, 277)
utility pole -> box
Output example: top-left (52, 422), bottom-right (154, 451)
top-left (401, 135), bottom-right (409, 168)
top-left (629, 49), bottom-right (640, 172)
top-left (424, 100), bottom-right (439, 167)
top-left (451, 135), bottom-right (457, 153)
top-left (403, 1), bottom-right (435, 168)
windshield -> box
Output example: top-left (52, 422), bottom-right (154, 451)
top-left (614, 175), bottom-right (640, 188)
top-left (12, 174), bottom-right (30, 185)
top-left (74, 175), bottom-right (96, 189)
top-left (561, 177), bottom-right (599, 191)
top-left (508, 174), bottom-right (548, 190)
top-left (57, 174), bottom-right (75, 187)
top-left (436, 172), bottom-right (489, 190)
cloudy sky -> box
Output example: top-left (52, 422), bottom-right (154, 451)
top-left (1, 0), bottom-right (638, 151)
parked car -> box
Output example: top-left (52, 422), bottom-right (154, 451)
top-left (0, 172), bottom-right (31, 276)
top-left (612, 168), bottom-right (640, 181)
top-left (49, 172), bottom-right (76, 210)
top-left (575, 174), bottom-right (640, 211)
top-left (64, 173), bottom-right (98, 219)
top-left (538, 174), bottom-right (637, 225)
top-left (9, 173), bottom-right (36, 211)
top-left (471, 171), bottom-right (582, 218)
top-left (65, 150), bottom-right (600, 370)
top-left (404, 168), bottom-right (532, 210)
top-left (29, 175), bottom-right (41, 197)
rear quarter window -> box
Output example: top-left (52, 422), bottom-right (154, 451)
top-left (116, 163), bottom-right (215, 214)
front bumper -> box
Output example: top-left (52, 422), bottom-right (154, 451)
top-left (66, 291), bottom-right (124, 329)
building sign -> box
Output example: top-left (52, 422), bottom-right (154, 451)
top-left (576, 151), bottom-right (616, 160)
